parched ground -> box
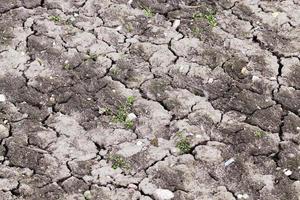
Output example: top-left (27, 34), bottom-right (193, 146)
top-left (0, 0), bottom-right (300, 199)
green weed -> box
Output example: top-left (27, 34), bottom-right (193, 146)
top-left (254, 130), bottom-right (266, 138)
top-left (49, 15), bottom-right (61, 23)
top-left (192, 11), bottom-right (217, 27)
top-left (176, 132), bottom-right (191, 154)
top-left (112, 96), bottom-right (135, 129)
top-left (143, 7), bottom-right (155, 17)
top-left (63, 63), bottom-right (71, 70)
top-left (109, 154), bottom-right (130, 170)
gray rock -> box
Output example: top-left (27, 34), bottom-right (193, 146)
top-left (0, 125), bottom-right (9, 140)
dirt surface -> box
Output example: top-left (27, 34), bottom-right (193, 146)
top-left (0, 0), bottom-right (300, 199)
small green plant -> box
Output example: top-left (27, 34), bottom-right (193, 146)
top-left (125, 23), bottom-right (134, 32)
top-left (143, 7), bottom-right (155, 17)
top-left (124, 119), bottom-right (134, 129)
top-left (63, 63), bottom-right (71, 70)
top-left (192, 12), bottom-right (203, 20)
top-left (176, 132), bottom-right (191, 154)
top-left (204, 13), bottom-right (217, 27)
top-left (111, 68), bottom-right (119, 75)
top-left (126, 96), bottom-right (134, 105)
top-left (84, 53), bottom-right (98, 61)
top-left (49, 15), bottom-right (61, 23)
top-left (150, 136), bottom-right (159, 147)
top-left (112, 96), bottom-right (135, 129)
top-left (110, 154), bottom-right (130, 170)
top-left (191, 27), bottom-right (202, 36)
top-left (254, 130), bottom-right (266, 138)
top-left (192, 11), bottom-right (217, 27)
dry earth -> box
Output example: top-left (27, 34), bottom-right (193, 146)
top-left (0, 0), bottom-right (300, 199)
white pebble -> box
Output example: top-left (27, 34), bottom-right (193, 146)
top-left (186, 132), bottom-right (194, 136)
top-left (0, 94), bottom-right (6, 102)
top-left (283, 169), bottom-right (292, 176)
top-left (128, 184), bottom-right (137, 189)
top-left (128, 0), bottom-right (133, 5)
top-left (116, 26), bottom-right (122, 31)
top-left (224, 158), bottom-right (235, 167)
top-left (173, 19), bottom-right (181, 29)
top-left (237, 193), bottom-right (249, 199)
top-left (252, 75), bottom-right (260, 82)
top-left (153, 189), bottom-right (174, 200)
top-left (136, 141), bottom-right (143, 146)
top-left (47, 107), bottom-right (53, 113)
top-left (127, 113), bottom-right (137, 121)
top-left (49, 96), bottom-right (55, 102)
top-left (272, 12), bottom-right (279, 17)
top-left (241, 67), bottom-right (249, 75)
top-left (207, 78), bottom-right (214, 83)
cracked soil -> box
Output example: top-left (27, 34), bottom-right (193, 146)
top-left (0, 0), bottom-right (300, 199)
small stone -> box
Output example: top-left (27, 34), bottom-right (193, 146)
top-left (288, 153), bottom-right (295, 158)
top-left (128, 184), bottom-right (137, 189)
top-left (224, 158), bottom-right (235, 167)
top-left (283, 169), bottom-right (292, 176)
top-left (252, 76), bottom-right (259, 81)
top-left (49, 96), bottom-right (55, 102)
top-left (136, 141), bottom-right (143, 146)
top-left (153, 189), bottom-right (174, 200)
top-left (241, 67), bottom-right (249, 75)
top-left (84, 190), bottom-right (92, 200)
top-left (0, 94), bottom-right (6, 102)
top-left (237, 193), bottom-right (249, 199)
top-left (186, 132), bottom-right (193, 136)
top-left (272, 12), bottom-right (279, 17)
top-left (0, 124), bottom-right (9, 140)
top-left (47, 107), bottom-right (53, 113)
top-left (127, 113), bottom-right (137, 121)
top-left (173, 20), bottom-right (180, 29)
top-left (207, 78), bottom-right (214, 83)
